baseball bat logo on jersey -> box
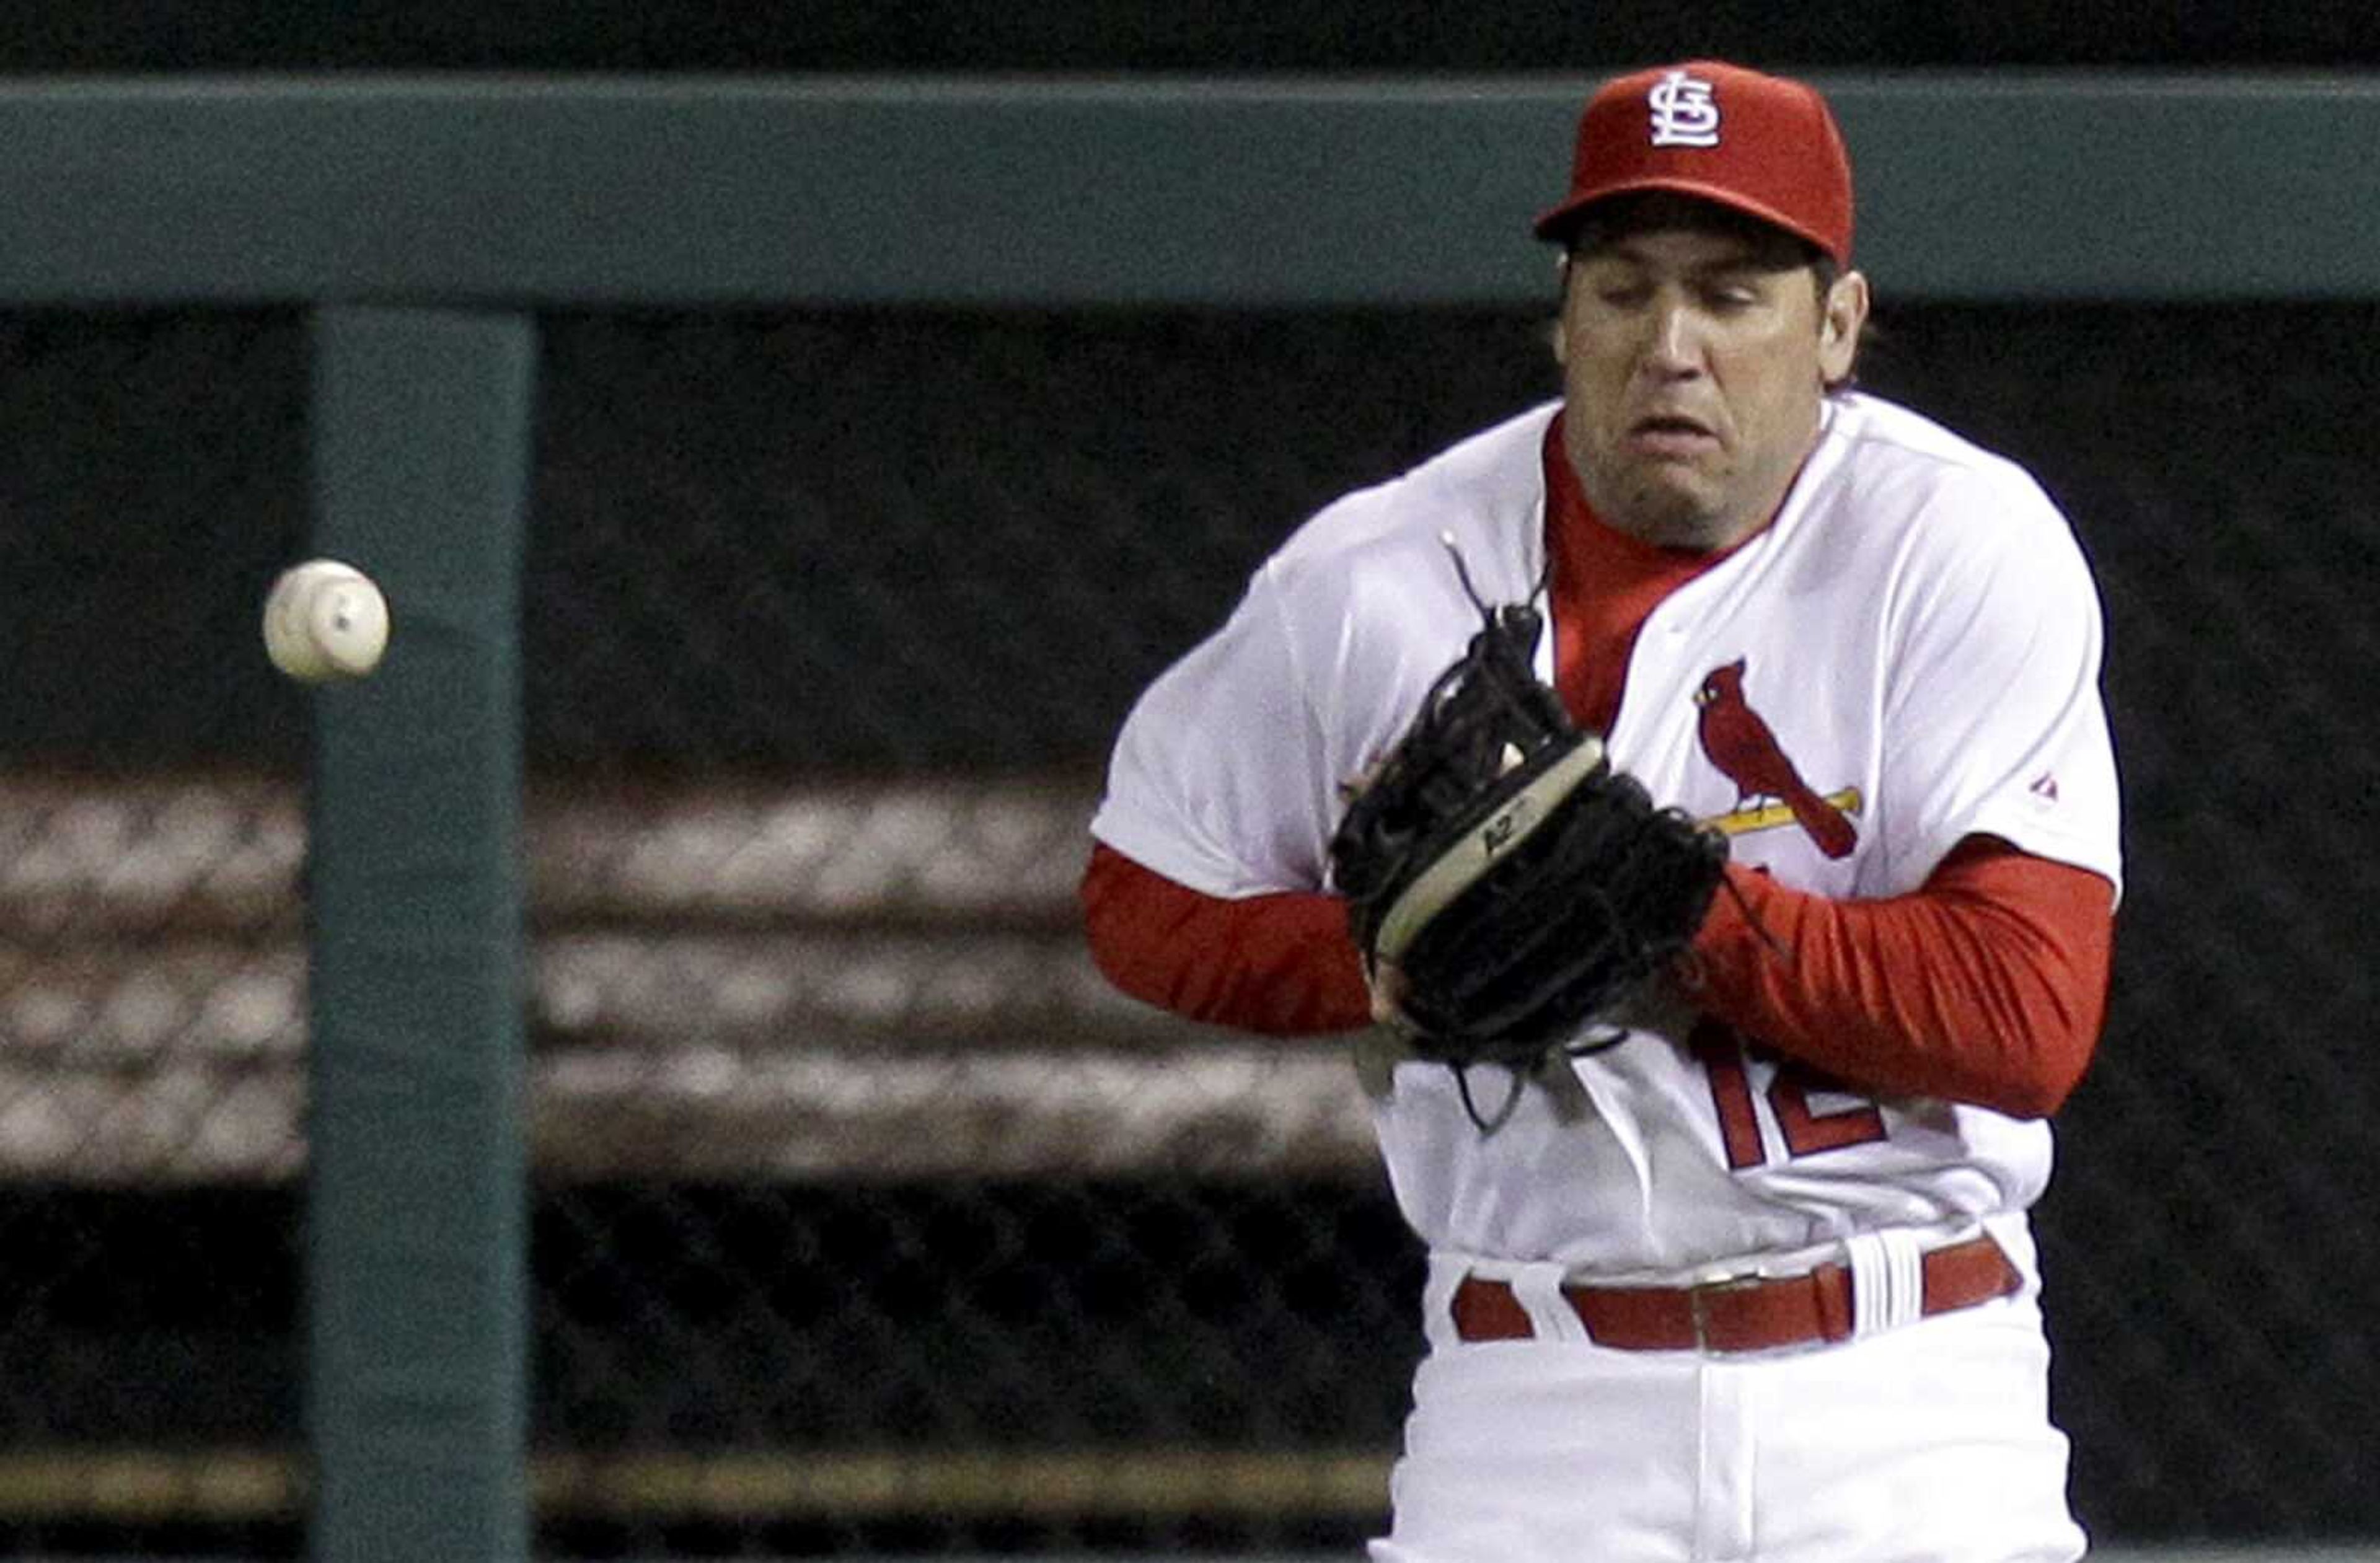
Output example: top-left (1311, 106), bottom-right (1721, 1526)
top-left (1692, 659), bottom-right (1859, 858)
top-left (1647, 69), bottom-right (1722, 148)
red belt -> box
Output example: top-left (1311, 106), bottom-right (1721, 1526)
top-left (1448, 1233), bottom-right (2019, 1354)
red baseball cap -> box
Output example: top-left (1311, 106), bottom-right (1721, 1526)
top-left (1534, 60), bottom-right (1854, 265)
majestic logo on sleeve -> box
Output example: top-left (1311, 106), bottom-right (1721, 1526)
top-left (1647, 69), bottom-right (1722, 147)
top-left (1692, 659), bottom-right (1859, 858)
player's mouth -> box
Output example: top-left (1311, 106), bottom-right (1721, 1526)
top-left (1624, 413), bottom-right (1719, 459)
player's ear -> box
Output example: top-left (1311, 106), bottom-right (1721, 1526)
top-left (1548, 252), bottom-right (1572, 366)
top-left (1817, 268), bottom-right (1869, 384)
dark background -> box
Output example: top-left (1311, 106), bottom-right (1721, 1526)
top-left (4, 4), bottom-right (2379, 73)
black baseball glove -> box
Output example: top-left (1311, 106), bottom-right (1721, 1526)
top-left (1328, 592), bottom-right (1728, 1075)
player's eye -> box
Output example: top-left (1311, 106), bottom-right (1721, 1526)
top-left (1700, 280), bottom-right (1763, 311)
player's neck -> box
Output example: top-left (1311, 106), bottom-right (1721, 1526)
top-left (1547, 410), bottom-right (1817, 556)
top-left (1543, 414), bottom-right (1763, 570)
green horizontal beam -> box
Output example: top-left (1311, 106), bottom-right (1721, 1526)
top-left (2, 72), bottom-right (2377, 306)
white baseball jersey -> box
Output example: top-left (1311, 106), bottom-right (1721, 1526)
top-left (1093, 392), bottom-right (2121, 1284)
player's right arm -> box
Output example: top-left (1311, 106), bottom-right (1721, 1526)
top-left (1083, 555), bottom-right (1381, 1037)
top-left (1084, 407), bottom-right (1562, 1039)
top-left (1080, 843), bottom-right (1373, 1034)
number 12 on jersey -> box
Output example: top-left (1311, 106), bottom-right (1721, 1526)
top-left (1691, 1019), bottom-right (1888, 1169)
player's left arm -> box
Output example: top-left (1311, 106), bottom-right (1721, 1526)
top-left (1687, 477), bottom-right (2122, 1119)
top-left (1686, 840), bottom-right (2112, 1117)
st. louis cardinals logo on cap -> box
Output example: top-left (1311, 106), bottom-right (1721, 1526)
top-left (1647, 69), bottom-right (1721, 148)
top-left (1533, 59), bottom-right (1856, 265)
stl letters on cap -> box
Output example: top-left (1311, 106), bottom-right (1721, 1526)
top-left (1647, 69), bottom-right (1721, 148)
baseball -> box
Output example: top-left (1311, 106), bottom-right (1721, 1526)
top-left (262, 559), bottom-right (389, 684)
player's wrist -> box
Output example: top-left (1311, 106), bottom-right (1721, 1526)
top-left (1685, 862), bottom-right (1786, 993)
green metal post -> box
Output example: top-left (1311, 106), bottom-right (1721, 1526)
top-left (303, 306), bottom-right (536, 1562)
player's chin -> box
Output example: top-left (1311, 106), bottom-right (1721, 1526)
top-left (1608, 475), bottom-right (1729, 547)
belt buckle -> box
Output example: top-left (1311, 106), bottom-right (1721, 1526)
top-left (1687, 1271), bottom-right (1767, 1352)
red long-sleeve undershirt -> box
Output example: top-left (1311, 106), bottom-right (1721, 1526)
top-left (1080, 418), bottom-right (2114, 1119)
top-left (1079, 840), bottom-right (2109, 1116)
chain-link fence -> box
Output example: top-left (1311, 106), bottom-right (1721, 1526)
top-left (0, 301), bottom-right (2374, 1557)
top-left (0, 310), bottom-right (312, 1559)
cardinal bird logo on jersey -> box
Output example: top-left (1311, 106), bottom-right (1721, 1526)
top-left (1693, 659), bottom-right (1859, 859)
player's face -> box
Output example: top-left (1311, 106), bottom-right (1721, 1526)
top-left (1556, 217), bottom-right (1867, 552)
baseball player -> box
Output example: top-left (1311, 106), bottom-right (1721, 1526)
top-left (1083, 59), bottom-right (2119, 1563)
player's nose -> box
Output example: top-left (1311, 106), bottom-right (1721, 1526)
top-left (1637, 296), bottom-right (1706, 377)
